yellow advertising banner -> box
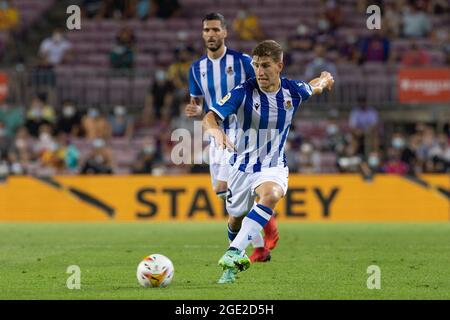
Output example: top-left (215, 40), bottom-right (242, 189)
top-left (0, 174), bottom-right (448, 222)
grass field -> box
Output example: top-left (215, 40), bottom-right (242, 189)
top-left (0, 222), bottom-right (449, 300)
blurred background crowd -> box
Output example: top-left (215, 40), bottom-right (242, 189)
top-left (0, 0), bottom-right (449, 178)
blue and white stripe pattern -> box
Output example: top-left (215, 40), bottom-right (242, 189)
top-left (247, 203), bottom-right (273, 227)
top-left (227, 224), bottom-right (239, 241)
top-left (210, 77), bottom-right (313, 173)
top-left (189, 47), bottom-right (255, 129)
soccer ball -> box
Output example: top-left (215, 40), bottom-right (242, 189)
top-left (136, 254), bottom-right (174, 288)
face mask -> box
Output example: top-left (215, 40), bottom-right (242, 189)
top-left (301, 143), bottom-right (313, 153)
top-left (31, 108), bottom-right (42, 118)
top-left (144, 145), bottom-right (155, 154)
top-left (318, 19), bottom-right (329, 31)
top-left (114, 106), bottom-right (126, 116)
top-left (155, 70), bottom-right (166, 82)
top-left (15, 138), bottom-right (26, 149)
top-left (39, 132), bottom-right (52, 143)
top-left (314, 57), bottom-right (324, 65)
top-left (392, 137), bottom-right (405, 149)
top-left (63, 106), bottom-right (75, 117)
top-left (297, 25), bottom-right (308, 35)
top-left (347, 35), bottom-right (357, 44)
top-left (93, 138), bottom-right (105, 149)
top-left (237, 10), bottom-right (247, 19)
top-left (88, 109), bottom-right (99, 118)
top-left (327, 124), bottom-right (338, 135)
top-left (368, 155), bottom-right (379, 167)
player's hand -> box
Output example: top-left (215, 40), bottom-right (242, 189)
top-left (208, 128), bottom-right (236, 152)
top-left (185, 103), bottom-right (202, 118)
top-left (320, 71), bottom-right (334, 90)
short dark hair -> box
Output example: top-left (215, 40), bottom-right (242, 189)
top-left (202, 13), bottom-right (226, 28)
top-left (252, 40), bottom-right (283, 62)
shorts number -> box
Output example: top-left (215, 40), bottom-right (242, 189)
top-left (226, 188), bottom-right (232, 204)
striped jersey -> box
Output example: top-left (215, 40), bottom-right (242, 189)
top-left (189, 47), bottom-right (255, 129)
top-left (210, 77), bottom-right (313, 173)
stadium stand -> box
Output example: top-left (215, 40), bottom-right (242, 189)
top-left (0, 0), bottom-right (449, 177)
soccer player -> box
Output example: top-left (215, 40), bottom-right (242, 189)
top-left (202, 40), bottom-right (334, 283)
top-left (185, 13), bottom-right (279, 262)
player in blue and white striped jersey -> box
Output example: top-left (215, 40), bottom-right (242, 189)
top-left (185, 14), bottom-right (281, 263)
top-left (203, 40), bottom-right (334, 283)
top-left (185, 13), bottom-right (255, 197)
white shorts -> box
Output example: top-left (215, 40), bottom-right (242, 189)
top-left (226, 165), bottom-right (289, 217)
top-left (209, 139), bottom-right (230, 189)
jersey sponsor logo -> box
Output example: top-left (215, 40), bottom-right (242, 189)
top-left (218, 92), bottom-right (231, 105)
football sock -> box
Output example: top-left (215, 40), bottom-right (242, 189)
top-left (230, 203), bottom-right (273, 252)
top-left (228, 224), bottom-right (264, 248)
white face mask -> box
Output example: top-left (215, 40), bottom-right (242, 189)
top-left (92, 138), bottom-right (105, 149)
top-left (368, 155), bottom-right (379, 167)
top-left (392, 137), bottom-right (405, 149)
top-left (144, 145), bottom-right (155, 154)
top-left (53, 33), bottom-right (63, 42)
top-left (88, 108), bottom-right (99, 118)
top-left (63, 106), bottom-right (75, 117)
top-left (114, 106), bottom-right (126, 116)
top-left (327, 124), bottom-right (338, 135)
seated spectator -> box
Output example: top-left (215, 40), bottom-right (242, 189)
top-left (132, 138), bottom-right (158, 174)
top-left (167, 48), bottom-right (192, 116)
top-left (56, 100), bottom-right (82, 136)
top-left (108, 105), bottom-right (134, 139)
top-left (154, 0), bottom-right (180, 19)
top-left (383, 2), bottom-right (401, 37)
top-left (25, 94), bottom-right (56, 137)
top-left (402, 3), bottom-right (432, 38)
top-left (97, 0), bottom-right (134, 19)
top-left (0, 98), bottom-right (24, 138)
top-left (38, 28), bottom-right (73, 67)
top-left (233, 8), bottom-right (264, 41)
top-left (110, 26), bottom-right (136, 69)
top-left (80, 138), bottom-right (114, 174)
top-left (0, 120), bottom-right (11, 157)
top-left (337, 31), bottom-right (361, 63)
top-left (304, 44), bottom-right (338, 80)
top-left (382, 147), bottom-right (409, 174)
top-left (6, 149), bottom-right (26, 175)
top-left (401, 42), bottom-right (431, 66)
top-left (0, 0), bottom-right (19, 30)
top-left (360, 30), bottom-right (390, 63)
top-left (49, 132), bottom-right (80, 173)
top-left (144, 69), bottom-right (174, 123)
top-left (12, 126), bottom-right (33, 164)
top-left (81, 108), bottom-right (112, 140)
top-left (323, 0), bottom-right (342, 30)
top-left (82, 0), bottom-right (103, 18)
top-left (135, 0), bottom-right (154, 20)
top-left (288, 24), bottom-right (315, 53)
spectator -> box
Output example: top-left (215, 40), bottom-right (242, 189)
top-left (0, 120), bottom-right (11, 157)
top-left (108, 105), bottom-right (134, 139)
top-left (338, 31), bottom-right (361, 63)
top-left (50, 132), bottom-right (80, 173)
top-left (80, 138), bottom-right (114, 174)
top-left (135, 0), bottom-right (154, 20)
top-left (25, 94), bottom-right (56, 137)
top-left (144, 69), bottom-right (174, 122)
top-left (304, 44), bottom-right (338, 80)
top-left (401, 42), bottom-right (431, 66)
top-left (360, 30), bottom-right (391, 63)
top-left (383, 3), bottom-right (401, 37)
top-left (12, 126), bottom-right (33, 165)
top-left (82, 0), bottom-right (103, 18)
top-left (38, 28), bottom-right (73, 67)
top-left (323, 0), bottom-right (342, 30)
top-left (110, 26), bottom-right (136, 69)
top-left (349, 96), bottom-right (379, 156)
top-left (298, 141), bottom-right (321, 173)
top-left (167, 48), bottom-right (192, 116)
top-left (6, 149), bottom-right (26, 175)
top-left (0, 99), bottom-right (24, 138)
top-left (97, 0), bottom-right (134, 19)
top-left (56, 100), bottom-right (82, 136)
top-left (154, 0), bottom-right (180, 19)
top-left (81, 108), bottom-right (112, 140)
top-left (0, 0), bottom-right (19, 30)
top-left (288, 24), bottom-right (316, 53)
top-left (132, 138), bottom-right (158, 174)
top-left (383, 147), bottom-right (409, 174)
top-left (233, 8), bottom-right (264, 41)
top-left (402, 3), bottom-right (432, 38)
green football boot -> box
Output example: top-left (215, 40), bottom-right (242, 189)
top-left (217, 269), bottom-right (238, 284)
top-left (218, 249), bottom-right (251, 272)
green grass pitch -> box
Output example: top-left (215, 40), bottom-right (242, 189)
top-left (0, 222), bottom-right (449, 299)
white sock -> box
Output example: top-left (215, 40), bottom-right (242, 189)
top-left (230, 203), bottom-right (273, 252)
top-left (228, 224), bottom-right (264, 248)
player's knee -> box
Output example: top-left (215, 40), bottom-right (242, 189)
top-left (258, 190), bottom-right (282, 207)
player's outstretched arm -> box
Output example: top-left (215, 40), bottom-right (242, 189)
top-left (308, 71), bottom-right (335, 95)
top-left (185, 97), bottom-right (203, 118)
top-left (202, 111), bottom-right (235, 151)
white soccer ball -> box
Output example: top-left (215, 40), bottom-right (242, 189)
top-left (136, 254), bottom-right (174, 288)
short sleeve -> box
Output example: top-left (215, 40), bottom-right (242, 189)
top-left (209, 84), bottom-right (246, 121)
top-left (189, 65), bottom-right (203, 97)
top-left (292, 80), bottom-right (313, 101)
top-left (241, 54), bottom-right (255, 79)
